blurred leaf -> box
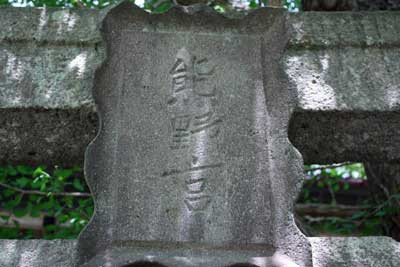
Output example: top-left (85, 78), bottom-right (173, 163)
top-left (3, 189), bottom-right (14, 197)
top-left (15, 177), bottom-right (30, 188)
top-left (14, 208), bottom-right (29, 218)
top-left (0, 167), bottom-right (6, 181)
top-left (73, 178), bottom-right (84, 191)
top-left (343, 182), bottom-right (350, 191)
top-left (54, 169), bottom-right (74, 180)
top-left (332, 183), bottom-right (340, 192)
top-left (249, 0), bottom-right (258, 8)
top-left (30, 205), bottom-right (41, 218)
top-left (16, 165), bottom-right (34, 176)
top-left (5, 194), bottom-right (22, 210)
top-left (375, 210), bottom-right (386, 217)
top-left (6, 166), bottom-right (17, 176)
top-left (33, 167), bottom-right (45, 177)
top-left (65, 196), bottom-right (74, 208)
top-left (40, 181), bottom-right (47, 192)
top-left (351, 211), bottom-right (367, 220)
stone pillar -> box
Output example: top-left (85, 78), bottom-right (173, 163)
top-left (77, 2), bottom-right (311, 266)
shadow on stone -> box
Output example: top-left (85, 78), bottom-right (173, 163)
top-left (228, 263), bottom-right (259, 267)
top-left (121, 261), bottom-right (167, 267)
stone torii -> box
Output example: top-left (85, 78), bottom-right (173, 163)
top-left (0, 2), bottom-right (399, 266)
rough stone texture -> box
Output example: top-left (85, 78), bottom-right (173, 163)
top-left (1, 237), bottom-right (400, 267)
top-left (0, 239), bottom-right (77, 267)
top-left (286, 11), bottom-right (400, 163)
top-left (310, 237), bottom-right (400, 267)
top-left (287, 12), bottom-right (400, 113)
top-left (77, 3), bottom-right (310, 266)
top-left (0, 7), bottom-right (103, 166)
top-left (289, 111), bottom-right (400, 163)
top-left (0, 5), bottom-right (399, 267)
top-left (1, 9), bottom-right (400, 166)
top-left (0, 7), bottom-right (104, 109)
top-left (0, 108), bottom-right (97, 167)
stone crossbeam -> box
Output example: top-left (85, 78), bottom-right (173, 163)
top-left (0, 5), bottom-right (399, 267)
top-left (1, 7), bottom-right (400, 166)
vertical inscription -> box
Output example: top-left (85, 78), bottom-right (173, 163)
top-left (164, 48), bottom-right (223, 212)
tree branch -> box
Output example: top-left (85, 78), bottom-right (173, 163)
top-left (304, 161), bottom-right (353, 172)
top-left (0, 182), bottom-right (91, 198)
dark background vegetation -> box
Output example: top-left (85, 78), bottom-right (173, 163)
top-left (2, 162), bottom-right (398, 240)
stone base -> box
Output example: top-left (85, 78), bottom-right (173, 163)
top-left (81, 242), bottom-right (274, 267)
top-left (1, 237), bottom-right (399, 267)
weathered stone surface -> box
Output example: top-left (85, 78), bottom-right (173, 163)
top-left (289, 111), bottom-right (400, 163)
top-left (77, 3), bottom-right (310, 266)
top-left (0, 7), bottom-right (104, 109)
top-left (286, 11), bottom-right (400, 163)
top-left (2, 237), bottom-right (399, 267)
top-left (0, 108), bottom-right (97, 167)
top-left (310, 237), bottom-right (400, 267)
top-left (1, 9), bottom-right (400, 166)
top-left (0, 7), bottom-right (102, 166)
top-left (0, 7), bottom-right (102, 44)
top-left (0, 239), bottom-right (76, 267)
top-left (0, 6), bottom-right (399, 267)
top-left (0, 43), bottom-right (100, 109)
top-left (287, 12), bottom-right (400, 112)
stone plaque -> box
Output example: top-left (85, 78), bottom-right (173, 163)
top-left (78, 2), bottom-right (311, 267)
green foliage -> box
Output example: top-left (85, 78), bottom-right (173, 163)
top-left (0, 165), bottom-right (93, 239)
top-left (303, 163), bottom-right (366, 203)
top-left (0, 155), bottom-right (397, 240)
top-left (0, 0), bottom-right (302, 11)
top-left (284, 0), bottom-right (301, 12)
top-left (305, 163), bottom-right (366, 181)
top-left (248, 0), bottom-right (258, 9)
top-left (3, 0), bottom-right (120, 8)
top-left (1, 162), bottom-right (396, 239)
top-left (302, 163), bottom-right (399, 237)
top-left (144, 0), bottom-right (172, 13)
top-left (305, 194), bottom-right (400, 237)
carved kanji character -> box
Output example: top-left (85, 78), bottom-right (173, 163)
top-left (184, 195), bottom-right (211, 212)
top-left (191, 109), bottom-right (222, 137)
top-left (170, 115), bottom-right (191, 149)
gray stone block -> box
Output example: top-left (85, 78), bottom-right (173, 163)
top-left (1, 9), bottom-right (400, 166)
top-left (0, 7), bottom-right (103, 167)
top-left (2, 237), bottom-right (399, 267)
top-left (0, 5), bottom-right (399, 267)
top-left (77, 3), bottom-right (310, 266)
top-left (0, 7), bottom-right (104, 109)
top-left (310, 237), bottom-right (400, 267)
top-left (286, 11), bottom-right (400, 163)
top-left (0, 239), bottom-right (77, 267)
